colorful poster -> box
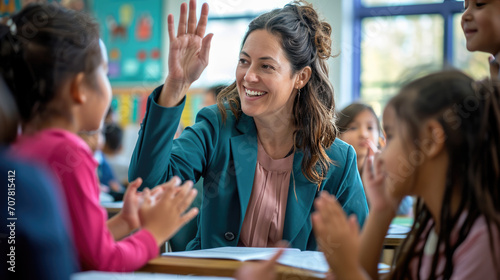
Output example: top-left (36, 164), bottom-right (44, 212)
top-left (0, 0), bottom-right (20, 16)
top-left (93, 0), bottom-right (163, 84)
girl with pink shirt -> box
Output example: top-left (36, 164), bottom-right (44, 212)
top-left (313, 71), bottom-right (500, 279)
top-left (0, 3), bottom-right (199, 272)
top-left (1, 3), bottom-right (283, 278)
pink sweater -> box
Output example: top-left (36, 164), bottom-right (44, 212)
top-left (12, 129), bottom-right (158, 272)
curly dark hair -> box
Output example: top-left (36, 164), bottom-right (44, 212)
top-left (0, 3), bottom-right (101, 124)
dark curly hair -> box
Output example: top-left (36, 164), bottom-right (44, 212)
top-left (0, 3), bottom-right (101, 124)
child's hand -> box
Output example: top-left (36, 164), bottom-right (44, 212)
top-left (118, 177), bottom-right (143, 231)
top-left (312, 192), bottom-right (361, 279)
top-left (489, 55), bottom-right (499, 79)
top-left (140, 176), bottom-right (199, 246)
top-left (234, 249), bottom-right (284, 280)
top-left (361, 148), bottom-right (399, 215)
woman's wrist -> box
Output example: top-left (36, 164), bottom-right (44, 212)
top-left (158, 76), bottom-right (191, 107)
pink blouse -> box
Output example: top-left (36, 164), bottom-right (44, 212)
top-left (239, 140), bottom-right (294, 247)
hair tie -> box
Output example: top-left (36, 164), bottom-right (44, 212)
top-left (6, 19), bottom-right (17, 36)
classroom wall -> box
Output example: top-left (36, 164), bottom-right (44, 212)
top-left (163, 0), bottom-right (354, 109)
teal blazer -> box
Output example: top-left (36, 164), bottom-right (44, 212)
top-left (129, 86), bottom-right (368, 251)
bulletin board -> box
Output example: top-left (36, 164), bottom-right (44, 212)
top-left (0, 0), bottom-right (21, 17)
top-left (93, 0), bottom-right (163, 85)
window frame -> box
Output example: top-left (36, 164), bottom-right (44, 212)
top-left (352, 0), bottom-right (464, 100)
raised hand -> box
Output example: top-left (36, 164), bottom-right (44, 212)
top-left (140, 176), bottom-right (199, 246)
top-left (161, 0), bottom-right (213, 107)
top-left (312, 192), bottom-right (364, 280)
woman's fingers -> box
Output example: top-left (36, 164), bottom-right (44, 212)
top-left (200, 33), bottom-right (213, 64)
top-left (167, 14), bottom-right (176, 43)
top-left (187, 0), bottom-right (197, 34)
top-left (196, 3), bottom-right (209, 37)
top-left (177, 2), bottom-right (188, 36)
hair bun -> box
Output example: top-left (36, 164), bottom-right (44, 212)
top-left (296, 1), bottom-right (332, 59)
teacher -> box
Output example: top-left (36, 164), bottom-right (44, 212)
top-left (129, 0), bottom-right (368, 251)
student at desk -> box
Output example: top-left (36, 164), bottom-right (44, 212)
top-left (0, 76), bottom-right (77, 279)
top-left (313, 71), bottom-right (500, 279)
top-left (129, 0), bottom-right (368, 251)
top-left (2, 4), bottom-right (199, 272)
top-left (336, 103), bottom-right (413, 217)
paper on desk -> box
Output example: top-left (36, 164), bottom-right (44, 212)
top-left (163, 247), bottom-right (331, 273)
top-left (387, 224), bottom-right (411, 235)
top-left (71, 271), bottom-right (234, 280)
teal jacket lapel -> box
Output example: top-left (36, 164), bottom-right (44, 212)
top-left (230, 114), bottom-right (258, 229)
top-left (282, 151), bottom-right (319, 243)
top-left (229, 113), bottom-right (318, 244)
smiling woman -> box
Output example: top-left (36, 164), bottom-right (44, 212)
top-left (129, 0), bottom-right (368, 252)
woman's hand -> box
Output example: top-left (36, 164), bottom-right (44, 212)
top-left (312, 192), bottom-right (364, 280)
top-left (140, 177), bottom-right (199, 246)
top-left (160, 0), bottom-right (213, 107)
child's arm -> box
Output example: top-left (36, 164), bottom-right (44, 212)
top-left (139, 177), bottom-right (199, 246)
top-left (312, 192), bottom-right (369, 280)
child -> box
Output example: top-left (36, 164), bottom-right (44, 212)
top-left (462, 0), bottom-right (500, 79)
top-left (336, 103), bottom-right (413, 216)
top-left (78, 131), bottom-right (123, 202)
top-left (0, 76), bottom-right (78, 280)
top-left (336, 103), bottom-right (383, 173)
top-left (1, 3), bottom-right (198, 272)
top-left (313, 70), bottom-right (500, 279)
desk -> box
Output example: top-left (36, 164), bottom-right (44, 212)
top-left (383, 234), bottom-right (406, 249)
top-left (382, 217), bottom-right (412, 264)
top-left (139, 256), bottom-right (326, 280)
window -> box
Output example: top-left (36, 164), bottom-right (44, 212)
top-left (193, 0), bottom-right (290, 88)
top-left (353, 0), bottom-right (490, 115)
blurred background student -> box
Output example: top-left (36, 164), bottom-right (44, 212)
top-left (201, 84), bottom-right (226, 108)
top-left (337, 103), bottom-right (413, 217)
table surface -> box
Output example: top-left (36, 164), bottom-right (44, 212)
top-left (139, 256), bottom-right (326, 280)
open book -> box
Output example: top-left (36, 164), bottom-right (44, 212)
top-left (162, 247), bottom-right (330, 273)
